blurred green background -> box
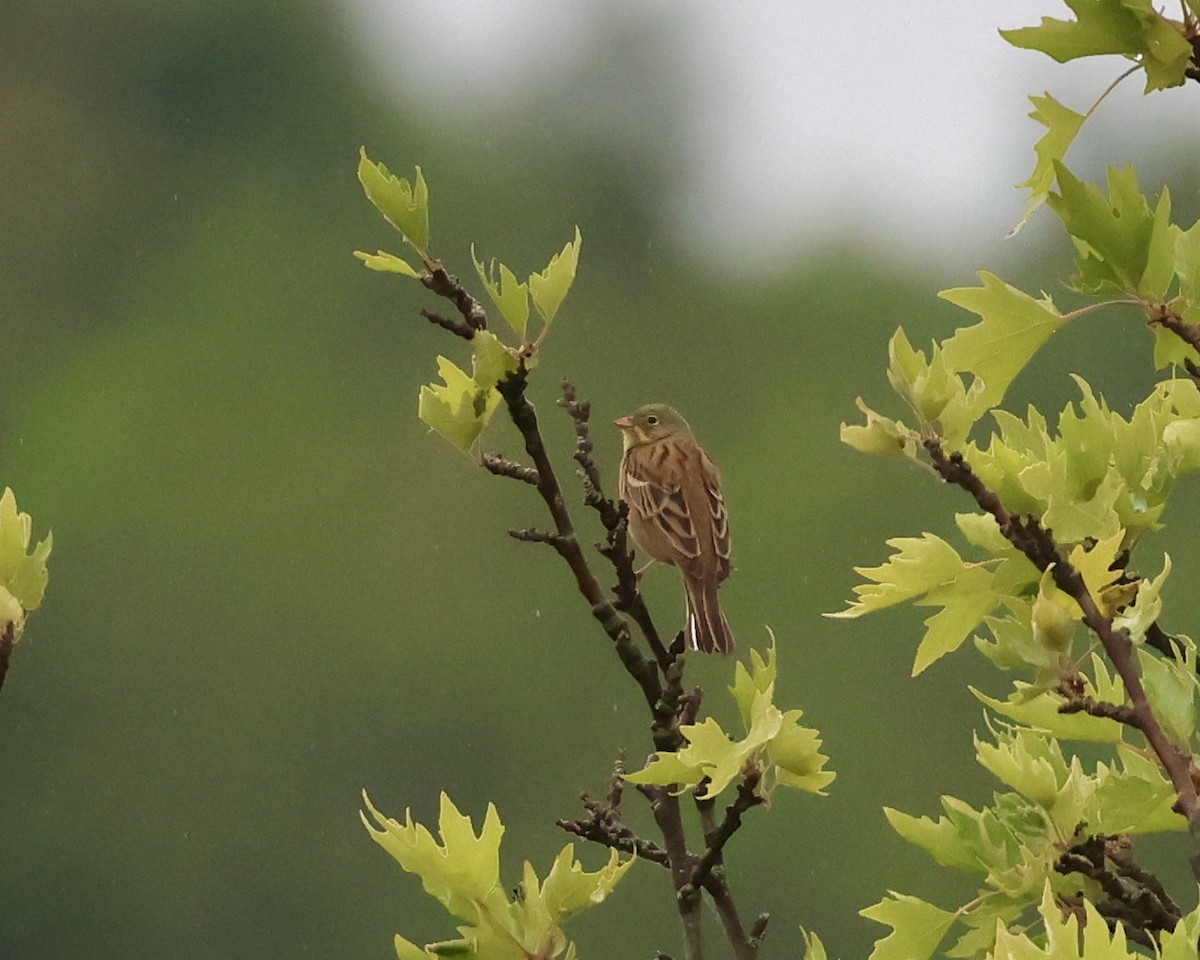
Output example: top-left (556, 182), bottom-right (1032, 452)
top-left (3, 2), bottom-right (1198, 958)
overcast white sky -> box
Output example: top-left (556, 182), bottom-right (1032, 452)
top-left (343, 0), bottom-right (1197, 267)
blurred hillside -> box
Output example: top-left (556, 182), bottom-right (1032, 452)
top-left (1, 3), bottom-right (1196, 959)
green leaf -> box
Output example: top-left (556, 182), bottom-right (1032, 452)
top-left (473, 247), bottom-right (530, 340)
top-left (1000, 0), bottom-right (1192, 91)
top-left (839, 398), bottom-right (920, 459)
top-left (471, 330), bottom-right (520, 393)
top-left (1010, 94), bottom-right (1086, 235)
top-left (991, 882), bottom-right (1141, 959)
top-left (861, 892), bottom-right (955, 960)
top-left (1001, 0), bottom-right (1144, 61)
top-left (730, 633), bottom-right (777, 729)
top-left (629, 640), bottom-right (834, 798)
top-left (362, 794), bottom-right (631, 960)
top-left (1112, 555), bottom-right (1169, 643)
top-left (362, 791), bottom-right (503, 922)
top-left (1091, 748), bottom-right (1186, 833)
top-left (940, 272), bottom-right (1065, 411)
top-left (800, 928), bottom-right (831, 960)
top-left (886, 329), bottom-right (987, 444)
top-left (538, 845), bottom-right (633, 919)
top-left (884, 803), bottom-right (989, 874)
top-left (418, 354), bottom-right (501, 453)
top-left (0, 487), bottom-right (52, 630)
top-left (830, 534), bottom-right (969, 618)
top-left (975, 730), bottom-right (1067, 810)
top-left (357, 148), bottom-right (430, 253)
top-left (1139, 646), bottom-right (1198, 744)
top-left (913, 567), bottom-right (1001, 675)
top-left (831, 534), bottom-right (1002, 674)
top-left (528, 227), bottom-right (582, 325)
top-left (353, 249), bottom-right (422, 277)
top-left (971, 687), bottom-right (1123, 744)
top-left (1048, 164), bottom-right (1163, 295)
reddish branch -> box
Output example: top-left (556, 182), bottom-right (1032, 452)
top-left (924, 437), bottom-right (1200, 875)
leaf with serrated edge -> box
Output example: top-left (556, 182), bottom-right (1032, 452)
top-left (861, 893), bottom-right (955, 960)
top-left (0, 488), bottom-right (51, 616)
top-left (940, 273), bottom-right (1064, 411)
top-left (912, 567), bottom-right (1000, 675)
top-left (840, 398), bottom-right (919, 459)
top-left (528, 227), bottom-right (582, 324)
top-left (354, 249), bottom-right (421, 277)
top-left (357, 148), bottom-right (429, 253)
top-left (971, 687), bottom-right (1122, 743)
top-left (1010, 94), bottom-right (1086, 235)
top-left (830, 535), bottom-right (966, 618)
top-left (473, 248), bottom-right (530, 340)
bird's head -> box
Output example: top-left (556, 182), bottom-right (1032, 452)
top-left (614, 403), bottom-right (692, 449)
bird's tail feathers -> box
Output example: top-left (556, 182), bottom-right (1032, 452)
top-left (684, 576), bottom-right (734, 655)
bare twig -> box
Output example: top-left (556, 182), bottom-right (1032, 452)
top-left (495, 368), bottom-right (663, 715)
top-left (420, 263), bottom-right (487, 331)
top-left (0, 621), bottom-right (12, 694)
top-left (508, 526), bottom-right (567, 547)
top-left (1056, 680), bottom-right (1139, 726)
top-left (420, 307), bottom-right (476, 340)
top-left (692, 769), bottom-right (765, 891)
top-left (482, 452), bottom-right (539, 485)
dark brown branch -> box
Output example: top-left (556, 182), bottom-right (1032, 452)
top-left (559, 380), bottom-right (623, 531)
top-left (495, 368), bottom-right (662, 715)
top-left (483, 452), bottom-right (539, 485)
top-left (421, 263), bottom-right (487, 331)
top-left (748, 915), bottom-right (770, 949)
top-left (559, 380), bottom-right (672, 671)
top-left (557, 795), bottom-right (671, 868)
top-left (692, 769), bottom-right (765, 891)
top-left (645, 785), bottom-right (707, 960)
top-left (923, 437), bottom-right (1200, 875)
top-left (0, 621), bottom-right (12, 694)
top-left (1055, 833), bottom-right (1180, 945)
top-left (1056, 683), bottom-right (1139, 727)
top-left (420, 308), bottom-right (476, 340)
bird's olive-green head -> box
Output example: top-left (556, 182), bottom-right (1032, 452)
top-left (614, 403), bottom-right (693, 449)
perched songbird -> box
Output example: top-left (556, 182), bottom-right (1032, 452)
top-left (615, 404), bottom-right (734, 654)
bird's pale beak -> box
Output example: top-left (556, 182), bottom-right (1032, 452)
top-left (614, 415), bottom-right (634, 429)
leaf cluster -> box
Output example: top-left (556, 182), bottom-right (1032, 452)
top-left (355, 148), bottom-right (582, 454)
top-left (362, 793), bottom-right (632, 960)
top-left (836, 17), bottom-right (1200, 955)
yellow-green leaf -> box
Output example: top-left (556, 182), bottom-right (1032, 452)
top-left (473, 248), bottom-right (530, 339)
top-left (354, 249), bottom-right (422, 278)
top-left (357, 148), bottom-right (430, 253)
top-left (861, 892), bottom-right (955, 960)
top-left (0, 487), bottom-right (51, 620)
top-left (528, 227), bottom-right (582, 325)
top-left (940, 272), bottom-right (1065, 411)
top-left (1010, 93), bottom-right (1086, 235)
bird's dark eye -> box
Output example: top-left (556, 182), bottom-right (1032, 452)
top-left (646, 415), bottom-right (659, 426)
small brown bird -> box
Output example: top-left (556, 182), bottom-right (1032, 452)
top-left (615, 403), bottom-right (734, 654)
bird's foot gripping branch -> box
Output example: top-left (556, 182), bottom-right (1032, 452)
top-left (353, 149), bottom-right (833, 960)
